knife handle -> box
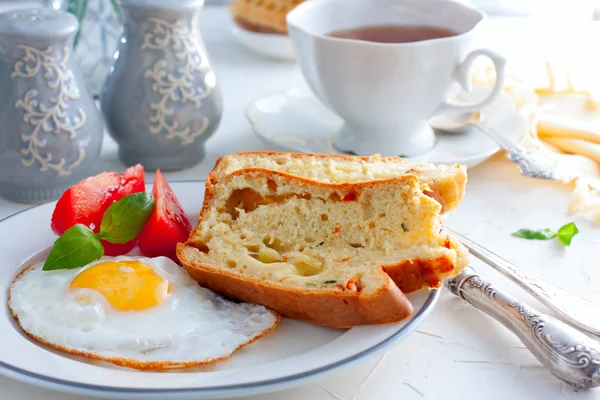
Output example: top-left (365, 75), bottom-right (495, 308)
top-left (446, 267), bottom-right (600, 388)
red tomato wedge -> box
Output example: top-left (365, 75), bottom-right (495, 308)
top-left (51, 165), bottom-right (146, 256)
top-left (138, 170), bottom-right (192, 261)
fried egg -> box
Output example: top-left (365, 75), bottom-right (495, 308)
top-left (8, 256), bottom-right (279, 370)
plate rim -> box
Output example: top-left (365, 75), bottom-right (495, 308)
top-left (0, 180), bottom-right (440, 397)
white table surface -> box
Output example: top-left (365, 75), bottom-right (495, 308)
top-left (1, 7), bottom-right (599, 400)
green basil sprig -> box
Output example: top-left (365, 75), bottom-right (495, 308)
top-left (511, 222), bottom-right (579, 247)
top-left (43, 193), bottom-right (156, 271)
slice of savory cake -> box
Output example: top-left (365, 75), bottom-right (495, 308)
top-left (177, 168), bottom-right (469, 328)
top-left (206, 152), bottom-right (467, 213)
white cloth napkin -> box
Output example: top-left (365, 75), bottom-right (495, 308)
top-left (471, 57), bottom-right (600, 223)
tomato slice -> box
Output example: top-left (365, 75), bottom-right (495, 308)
top-left (51, 165), bottom-right (146, 256)
top-left (138, 170), bottom-right (192, 261)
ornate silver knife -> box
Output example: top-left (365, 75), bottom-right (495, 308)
top-left (448, 227), bottom-right (600, 338)
top-left (446, 266), bottom-right (600, 388)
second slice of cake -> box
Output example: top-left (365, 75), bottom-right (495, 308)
top-left (207, 152), bottom-right (467, 213)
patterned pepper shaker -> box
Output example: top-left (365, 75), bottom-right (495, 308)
top-left (0, 9), bottom-right (104, 203)
top-left (101, 0), bottom-right (223, 170)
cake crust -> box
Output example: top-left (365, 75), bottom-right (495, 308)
top-left (177, 243), bottom-right (414, 329)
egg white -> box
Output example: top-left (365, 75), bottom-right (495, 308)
top-left (8, 256), bottom-right (279, 369)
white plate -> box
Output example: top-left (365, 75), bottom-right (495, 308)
top-left (231, 26), bottom-right (295, 61)
top-left (0, 181), bottom-right (439, 399)
top-left (247, 85), bottom-right (527, 168)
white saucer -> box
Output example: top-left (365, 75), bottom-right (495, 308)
top-left (247, 85), bottom-right (527, 168)
top-left (231, 26), bottom-right (295, 61)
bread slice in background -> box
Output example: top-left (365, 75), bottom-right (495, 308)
top-left (177, 168), bottom-right (468, 328)
top-left (229, 0), bottom-right (305, 34)
top-left (207, 151), bottom-right (467, 213)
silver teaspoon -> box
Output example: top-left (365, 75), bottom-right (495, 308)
top-left (448, 227), bottom-right (600, 338)
top-left (447, 266), bottom-right (600, 388)
top-left (430, 111), bottom-right (557, 180)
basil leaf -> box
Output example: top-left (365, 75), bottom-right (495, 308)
top-left (511, 228), bottom-right (557, 240)
top-left (98, 192), bottom-right (155, 244)
top-left (557, 222), bottom-right (579, 246)
top-left (43, 224), bottom-right (104, 271)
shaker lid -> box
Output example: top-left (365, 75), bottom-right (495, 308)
top-left (121, 0), bottom-right (205, 10)
top-left (0, 9), bottom-right (78, 38)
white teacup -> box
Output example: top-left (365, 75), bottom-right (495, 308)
top-left (287, 0), bottom-right (506, 157)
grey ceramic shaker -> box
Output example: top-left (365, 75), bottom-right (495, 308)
top-left (101, 0), bottom-right (223, 171)
top-left (0, 9), bottom-right (104, 203)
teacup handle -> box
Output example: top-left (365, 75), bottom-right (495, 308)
top-left (438, 49), bottom-right (507, 113)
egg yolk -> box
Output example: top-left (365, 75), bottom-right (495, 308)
top-left (69, 261), bottom-right (170, 311)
